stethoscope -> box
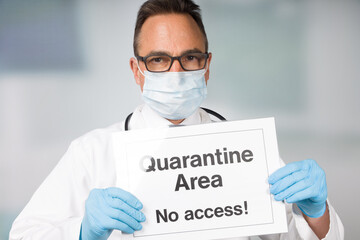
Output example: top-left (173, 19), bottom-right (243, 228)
top-left (124, 107), bottom-right (226, 131)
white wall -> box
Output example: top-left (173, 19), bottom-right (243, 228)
top-left (0, 0), bottom-right (359, 238)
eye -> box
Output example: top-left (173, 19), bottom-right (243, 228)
top-left (185, 55), bottom-right (197, 61)
top-left (147, 56), bottom-right (169, 65)
top-left (148, 57), bottom-right (163, 63)
top-left (152, 57), bottom-right (163, 63)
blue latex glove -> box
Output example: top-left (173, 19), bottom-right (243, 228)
top-left (80, 187), bottom-right (146, 240)
top-left (268, 159), bottom-right (327, 218)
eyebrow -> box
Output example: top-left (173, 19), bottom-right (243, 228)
top-left (143, 48), bottom-right (204, 57)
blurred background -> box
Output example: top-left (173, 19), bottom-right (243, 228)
top-left (0, 0), bottom-right (359, 239)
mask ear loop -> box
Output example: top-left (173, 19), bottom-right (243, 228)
top-left (136, 58), bottom-right (146, 77)
top-left (202, 58), bottom-right (210, 75)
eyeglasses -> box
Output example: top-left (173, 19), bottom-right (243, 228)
top-left (136, 52), bottom-right (209, 72)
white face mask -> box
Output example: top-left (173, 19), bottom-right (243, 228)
top-left (140, 69), bottom-right (207, 120)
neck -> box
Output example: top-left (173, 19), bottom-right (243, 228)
top-left (168, 118), bottom-right (185, 125)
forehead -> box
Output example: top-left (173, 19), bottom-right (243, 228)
top-left (138, 13), bottom-right (205, 56)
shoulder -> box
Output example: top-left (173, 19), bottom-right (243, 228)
top-left (70, 121), bottom-right (125, 151)
top-left (61, 121), bottom-right (125, 174)
top-left (69, 105), bottom-right (144, 150)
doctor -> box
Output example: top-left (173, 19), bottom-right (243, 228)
top-left (10, 0), bottom-right (344, 239)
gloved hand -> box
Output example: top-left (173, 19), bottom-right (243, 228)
top-left (268, 159), bottom-right (327, 218)
top-left (80, 187), bottom-right (146, 240)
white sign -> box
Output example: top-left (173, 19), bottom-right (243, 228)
top-left (113, 118), bottom-right (287, 240)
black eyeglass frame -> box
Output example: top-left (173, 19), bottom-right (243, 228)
top-left (136, 52), bottom-right (209, 72)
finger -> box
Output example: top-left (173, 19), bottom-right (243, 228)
top-left (270, 169), bottom-right (308, 195)
top-left (105, 187), bottom-right (143, 210)
top-left (285, 186), bottom-right (317, 203)
top-left (106, 208), bottom-right (143, 231)
top-left (106, 197), bottom-right (146, 222)
top-left (268, 161), bottom-right (306, 184)
top-left (103, 217), bottom-right (138, 234)
top-left (273, 178), bottom-right (310, 201)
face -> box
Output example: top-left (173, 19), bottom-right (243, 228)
top-left (130, 13), bottom-right (212, 91)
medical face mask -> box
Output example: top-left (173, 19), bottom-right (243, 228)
top-left (140, 69), bottom-right (207, 120)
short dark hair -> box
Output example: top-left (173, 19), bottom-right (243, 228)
top-left (133, 0), bottom-right (208, 56)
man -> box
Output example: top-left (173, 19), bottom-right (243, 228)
top-left (10, 0), bottom-right (344, 239)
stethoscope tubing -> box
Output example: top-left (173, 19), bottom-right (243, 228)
top-left (124, 107), bottom-right (226, 131)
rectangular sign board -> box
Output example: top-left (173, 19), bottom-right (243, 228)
top-left (112, 118), bottom-right (287, 240)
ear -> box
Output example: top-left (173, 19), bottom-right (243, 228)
top-left (129, 57), bottom-right (142, 85)
top-left (205, 52), bottom-right (212, 84)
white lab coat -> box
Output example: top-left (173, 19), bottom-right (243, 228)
top-left (10, 104), bottom-right (344, 240)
